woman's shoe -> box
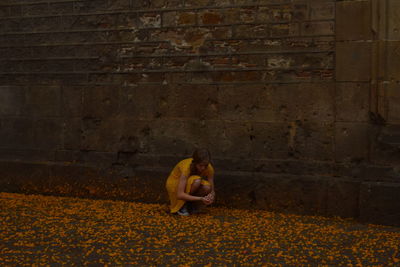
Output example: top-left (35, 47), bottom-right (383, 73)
top-left (177, 204), bottom-right (189, 216)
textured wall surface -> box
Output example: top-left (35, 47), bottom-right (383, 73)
top-left (0, 0), bottom-right (399, 226)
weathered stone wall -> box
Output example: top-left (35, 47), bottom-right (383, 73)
top-left (0, 0), bottom-right (399, 226)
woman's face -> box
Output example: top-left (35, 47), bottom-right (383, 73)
top-left (195, 161), bottom-right (209, 173)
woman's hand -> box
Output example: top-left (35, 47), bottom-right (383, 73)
top-left (207, 191), bottom-right (215, 202)
top-left (201, 191), bottom-right (215, 205)
top-left (201, 196), bottom-right (213, 205)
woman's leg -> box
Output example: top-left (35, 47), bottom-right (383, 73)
top-left (189, 179), bottom-right (211, 196)
top-left (189, 178), bottom-right (202, 195)
top-left (194, 184), bottom-right (211, 196)
top-left (191, 184), bottom-right (211, 213)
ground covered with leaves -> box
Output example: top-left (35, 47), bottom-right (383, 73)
top-left (0, 192), bottom-right (399, 266)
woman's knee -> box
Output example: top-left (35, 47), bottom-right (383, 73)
top-left (199, 185), bottom-right (211, 195)
top-left (189, 179), bottom-right (202, 194)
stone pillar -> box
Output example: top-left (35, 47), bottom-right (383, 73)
top-left (336, 0), bottom-right (400, 226)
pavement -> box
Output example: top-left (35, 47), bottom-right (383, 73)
top-left (0, 192), bottom-right (399, 266)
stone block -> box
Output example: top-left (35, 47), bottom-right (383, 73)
top-left (301, 21), bottom-right (334, 36)
top-left (108, 0), bottom-right (131, 10)
top-left (118, 84), bottom-right (164, 120)
top-left (336, 82), bottom-right (370, 122)
top-left (359, 182), bottom-right (400, 226)
top-left (20, 59), bottom-right (74, 73)
top-left (149, 119), bottom-right (221, 156)
top-left (215, 121), bottom-right (253, 158)
top-left (116, 153), bottom-right (181, 170)
top-left (163, 0), bottom-right (183, 8)
top-left (8, 6), bottom-right (21, 17)
top-left (386, 41), bottom-right (400, 81)
top-left (183, 120), bottom-right (225, 157)
top-left (1, 35), bottom-right (24, 47)
top-left (48, 2), bottom-right (74, 14)
top-left (20, 16), bottom-right (61, 32)
top-left (0, 118), bottom-right (34, 150)
top-left (120, 119), bottom-right (155, 154)
top-left (370, 124), bottom-right (400, 165)
top-left (73, 58), bottom-right (103, 72)
top-left (326, 179), bottom-right (360, 218)
top-left (219, 83), bottom-right (334, 123)
top-left (334, 163), bottom-right (400, 183)
top-left (388, 0), bottom-right (400, 40)
top-left (0, 47), bottom-right (31, 59)
top-left (336, 42), bottom-right (371, 82)
top-left (83, 86), bottom-right (120, 118)
top-left (257, 5), bottom-right (306, 23)
top-left (55, 150), bottom-right (81, 163)
top-left (31, 45), bottom-right (82, 58)
top-left (291, 122), bottom-right (334, 161)
top-left (214, 171), bottom-right (261, 210)
top-left (387, 83), bottom-right (400, 123)
top-left (269, 23), bottom-right (299, 37)
top-left (264, 175), bottom-right (328, 216)
top-left (162, 11), bottom-right (177, 27)
top-left (335, 122), bottom-right (370, 162)
top-left (35, 74), bottom-right (88, 86)
top-left (78, 151), bottom-right (118, 166)
top-left (178, 12), bottom-right (197, 25)
top-left (61, 86), bottom-right (83, 117)
top-left (0, 6), bottom-right (8, 17)
top-left (22, 3), bottom-right (48, 16)
top-left (0, 60), bottom-right (20, 73)
top-left (212, 70), bottom-right (263, 82)
top-left (139, 13), bottom-right (161, 28)
top-left (33, 119), bottom-right (63, 150)
top-left (63, 118), bottom-right (82, 150)
top-left (184, 0), bottom-right (210, 7)
top-left (309, 1), bottom-right (335, 20)
top-left (235, 25), bottom-right (268, 38)
top-left (249, 159), bottom-right (334, 177)
top-left (102, 167), bottom-right (169, 203)
top-left (165, 84), bottom-right (218, 119)
top-left (248, 122), bottom-right (290, 159)
top-left (203, 55), bottom-right (232, 68)
top-left (163, 56), bottom-right (192, 70)
top-left (0, 18), bottom-right (20, 33)
top-left (81, 117), bottom-right (124, 152)
top-left (147, 119), bottom-right (192, 155)
top-left (218, 9), bottom-right (239, 24)
top-left (336, 0), bottom-right (372, 41)
top-left (0, 149), bottom-right (55, 162)
top-left (24, 86), bottom-right (61, 117)
top-left (210, 26), bottom-right (232, 39)
top-left (74, 0), bottom-right (109, 13)
top-left (0, 86), bottom-right (25, 116)
top-left (216, 173), bottom-right (328, 215)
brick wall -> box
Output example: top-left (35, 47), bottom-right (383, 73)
top-left (0, 0), bottom-right (399, 226)
top-left (0, 0), bottom-right (335, 165)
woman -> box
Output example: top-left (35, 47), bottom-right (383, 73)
top-left (165, 148), bottom-right (215, 216)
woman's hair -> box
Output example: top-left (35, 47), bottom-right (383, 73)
top-left (192, 148), bottom-right (211, 164)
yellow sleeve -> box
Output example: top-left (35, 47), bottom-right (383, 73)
top-left (177, 158), bottom-right (192, 177)
top-left (204, 163), bottom-right (214, 177)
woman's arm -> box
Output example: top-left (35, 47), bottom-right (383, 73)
top-left (207, 174), bottom-right (215, 194)
top-left (204, 173), bottom-right (215, 203)
top-left (176, 173), bottom-right (203, 202)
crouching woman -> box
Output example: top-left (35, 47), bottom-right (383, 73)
top-left (165, 148), bottom-right (215, 216)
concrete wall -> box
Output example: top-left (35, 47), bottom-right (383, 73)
top-left (0, 0), bottom-right (399, 226)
